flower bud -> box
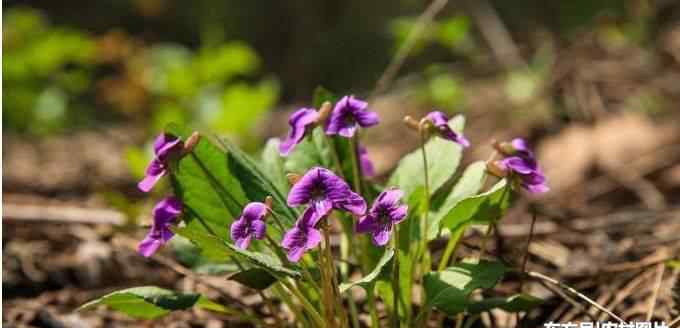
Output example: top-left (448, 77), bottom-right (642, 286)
top-left (486, 160), bottom-right (508, 178)
top-left (287, 173), bottom-right (301, 185)
top-left (264, 196), bottom-right (273, 211)
top-left (182, 131), bottom-right (201, 155)
top-left (493, 140), bottom-right (516, 156)
top-left (316, 101), bottom-right (333, 125)
top-left (403, 116), bottom-right (420, 131)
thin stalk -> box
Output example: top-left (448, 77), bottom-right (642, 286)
top-left (518, 210), bottom-right (537, 292)
top-left (367, 288), bottom-right (380, 328)
top-left (232, 258), bottom-right (281, 328)
top-left (265, 235), bottom-right (321, 293)
top-left (437, 224), bottom-right (466, 271)
top-left (413, 129), bottom-right (432, 327)
top-left (391, 225), bottom-right (401, 328)
top-left (478, 224), bottom-right (494, 259)
top-left (454, 313), bottom-right (465, 328)
top-left (280, 278), bottom-right (327, 328)
top-left (419, 129), bottom-right (431, 273)
top-left (324, 134), bottom-right (345, 177)
top-left (462, 314), bottom-right (480, 328)
top-left (348, 135), bottom-right (363, 195)
top-left (318, 232), bottom-right (335, 326)
top-left (323, 223), bottom-right (348, 328)
top-left (272, 283), bottom-right (310, 328)
top-left (339, 219), bottom-right (360, 328)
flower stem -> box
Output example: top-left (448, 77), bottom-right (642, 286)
top-left (437, 224), bottom-right (466, 271)
top-left (280, 278), bottom-right (327, 328)
top-left (232, 258), bottom-right (281, 328)
top-left (322, 223), bottom-right (348, 328)
top-left (367, 288), bottom-right (380, 328)
top-left (348, 135), bottom-right (363, 195)
top-left (391, 226), bottom-right (401, 328)
top-left (419, 129), bottom-right (431, 273)
top-left (324, 134), bottom-right (345, 177)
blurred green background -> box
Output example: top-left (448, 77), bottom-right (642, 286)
top-left (6, 0), bottom-right (672, 140)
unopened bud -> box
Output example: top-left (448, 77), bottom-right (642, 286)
top-left (403, 116), bottom-right (420, 131)
top-left (182, 131), bottom-right (201, 154)
top-left (419, 117), bottom-right (434, 137)
top-left (287, 173), bottom-right (301, 185)
top-left (493, 140), bottom-right (515, 156)
top-left (316, 101), bottom-right (333, 125)
top-left (486, 160), bottom-right (508, 178)
top-left (264, 196), bottom-right (273, 210)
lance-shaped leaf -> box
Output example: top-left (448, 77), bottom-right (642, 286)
top-left (261, 138), bottom-right (289, 194)
top-left (216, 137), bottom-right (298, 228)
top-left (428, 161), bottom-right (486, 240)
top-left (388, 115), bottom-right (465, 199)
top-left (441, 179), bottom-right (512, 232)
top-left (79, 286), bottom-right (232, 319)
top-left (228, 268), bottom-right (278, 290)
top-left (165, 124), bottom-right (248, 239)
top-left (468, 293), bottom-right (543, 313)
top-left (174, 227), bottom-right (301, 279)
top-left (339, 248), bottom-right (394, 293)
top-left (423, 259), bottom-right (506, 315)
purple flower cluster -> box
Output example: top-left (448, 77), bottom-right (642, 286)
top-left (279, 95), bottom-right (379, 156)
top-left (494, 138), bottom-right (548, 193)
top-left (138, 196), bottom-right (183, 257)
top-left (138, 133), bottom-right (184, 193)
top-left (281, 167), bottom-right (406, 261)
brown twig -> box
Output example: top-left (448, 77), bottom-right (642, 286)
top-left (526, 271), bottom-right (625, 323)
top-left (372, 0), bottom-right (449, 97)
top-left (4, 203), bottom-right (125, 225)
top-left (646, 262), bottom-right (666, 321)
top-left (518, 209), bottom-right (537, 293)
top-left (464, 0), bottom-right (525, 69)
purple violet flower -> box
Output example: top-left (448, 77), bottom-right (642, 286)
top-left (281, 207), bottom-right (322, 262)
top-left (230, 202), bottom-right (268, 249)
top-left (138, 196), bottom-right (183, 257)
top-left (325, 95), bottom-right (379, 138)
top-left (495, 156), bottom-right (549, 194)
top-left (138, 133), bottom-right (183, 192)
top-left (356, 188), bottom-right (408, 246)
top-left (492, 137), bottom-right (548, 193)
top-left (358, 145), bottom-right (375, 178)
top-left (287, 167), bottom-right (367, 221)
top-left (280, 108), bottom-right (320, 156)
top-left (425, 111), bottom-right (470, 148)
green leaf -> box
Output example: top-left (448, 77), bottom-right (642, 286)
top-left (441, 179), bottom-right (512, 232)
top-left (174, 227), bottom-right (301, 279)
top-left (312, 86), bottom-right (338, 108)
top-left (261, 138), bottom-right (289, 194)
top-left (79, 286), bottom-right (230, 319)
top-left (467, 293), bottom-right (543, 313)
top-left (228, 268), bottom-right (278, 290)
top-left (428, 161), bottom-right (486, 239)
top-left (216, 136), bottom-right (299, 228)
top-left (388, 115), bottom-right (465, 198)
top-left (173, 226), bottom-right (231, 262)
top-left (339, 248), bottom-right (394, 293)
top-left (284, 127), bottom-right (333, 174)
top-left (423, 259), bottom-right (507, 315)
top-left (165, 124), bottom-right (248, 239)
